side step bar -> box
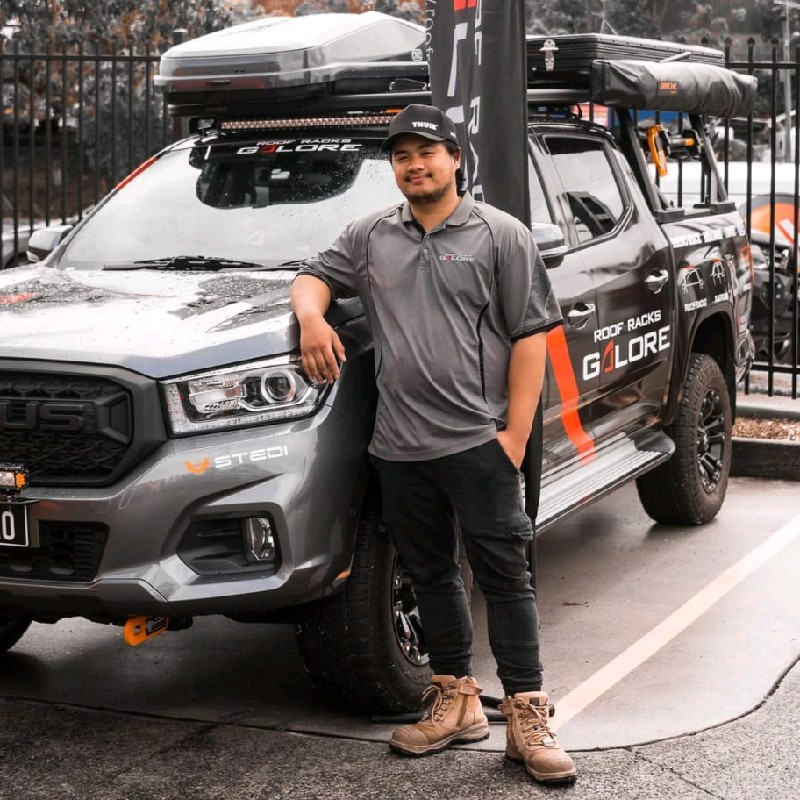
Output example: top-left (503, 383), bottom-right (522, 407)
top-left (535, 431), bottom-right (675, 532)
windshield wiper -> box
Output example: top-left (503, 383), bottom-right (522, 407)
top-left (105, 255), bottom-right (267, 271)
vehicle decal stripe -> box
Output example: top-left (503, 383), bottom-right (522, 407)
top-left (546, 326), bottom-right (596, 463)
top-left (0, 293), bottom-right (39, 305)
top-left (668, 222), bottom-right (746, 249)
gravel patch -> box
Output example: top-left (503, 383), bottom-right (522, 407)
top-left (733, 417), bottom-right (800, 440)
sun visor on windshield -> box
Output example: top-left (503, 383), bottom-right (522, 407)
top-left (590, 60), bottom-right (757, 118)
top-left (191, 139), bottom-right (366, 209)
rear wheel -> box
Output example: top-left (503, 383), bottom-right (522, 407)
top-left (0, 610), bottom-right (33, 654)
top-left (296, 500), bottom-right (431, 714)
top-left (637, 353), bottom-right (732, 525)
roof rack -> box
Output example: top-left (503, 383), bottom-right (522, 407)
top-left (156, 16), bottom-right (753, 124)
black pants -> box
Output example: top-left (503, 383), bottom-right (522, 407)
top-left (373, 438), bottom-right (542, 696)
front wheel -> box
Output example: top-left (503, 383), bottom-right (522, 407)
top-left (295, 501), bottom-right (431, 714)
top-left (637, 353), bottom-right (732, 525)
top-left (0, 610), bottom-right (33, 654)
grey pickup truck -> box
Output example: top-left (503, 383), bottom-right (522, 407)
top-left (0, 14), bottom-right (754, 713)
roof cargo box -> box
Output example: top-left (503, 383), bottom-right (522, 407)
top-left (156, 11), bottom-right (425, 113)
top-left (590, 60), bottom-right (757, 117)
top-left (526, 34), bottom-right (724, 86)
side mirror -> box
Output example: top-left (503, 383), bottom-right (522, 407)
top-left (531, 222), bottom-right (567, 268)
top-left (26, 223), bottom-right (73, 262)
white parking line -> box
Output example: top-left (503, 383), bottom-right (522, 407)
top-left (551, 510), bottom-right (800, 731)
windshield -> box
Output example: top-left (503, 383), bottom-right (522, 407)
top-left (59, 136), bottom-right (404, 269)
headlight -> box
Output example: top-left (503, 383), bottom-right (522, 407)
top-left (162, 357), bottom-right (326, 435)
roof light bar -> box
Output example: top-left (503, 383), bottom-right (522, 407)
top-left (221, 114), bottom-right (395, 132)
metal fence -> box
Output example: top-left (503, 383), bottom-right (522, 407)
top-left (0, 40), bottom-right (169, 267)
top-left (722, 38), bottom-right (800, 398)
top-left (1, 35), bottom-right (799, 397)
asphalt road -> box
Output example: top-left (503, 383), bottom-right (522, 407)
top-left (1, 477), bottom-right (799, 799)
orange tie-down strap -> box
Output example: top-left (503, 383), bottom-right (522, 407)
top-left (546, 327), bottom-right (597, 464)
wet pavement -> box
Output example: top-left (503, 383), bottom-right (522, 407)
top-left (1, 474), bottom-right (798, 798)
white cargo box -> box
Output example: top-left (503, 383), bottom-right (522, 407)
top-left (156, 12), bottom-right (425, 111)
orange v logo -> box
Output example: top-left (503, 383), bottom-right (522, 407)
top-left (184, 457), bottom-right (211, 475)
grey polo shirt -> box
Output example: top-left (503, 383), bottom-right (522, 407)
top-left (296, 191), bottom-right (563, 461)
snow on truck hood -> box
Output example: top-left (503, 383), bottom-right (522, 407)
top-left (0, 265), bottom-right (311, 378)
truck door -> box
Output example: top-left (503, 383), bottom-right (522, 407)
top-left (542, 134), bottom-right (674, 444)
top-left (528, 142), bottom-right (599, 470)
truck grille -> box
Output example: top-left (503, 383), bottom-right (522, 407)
top-left (0, 372), bottom-right (133, 486)
top-left (0, 522), bottom-right (108, 582)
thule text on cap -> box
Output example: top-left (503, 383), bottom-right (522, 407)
top-left (382, 104), bottom-right (460, 152)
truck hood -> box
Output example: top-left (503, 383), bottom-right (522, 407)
top-left (0, 265), bottom-right (339, 379)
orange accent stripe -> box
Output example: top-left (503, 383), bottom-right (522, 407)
top-left (115, 154), bottom-right (159, 191)
top-left (546, 326), bottom-right (596, 463)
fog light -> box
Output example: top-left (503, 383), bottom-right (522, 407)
top-left (244, 516), bottom-right (277, 562)
top-left (0, 464), bottom-right (29, 496)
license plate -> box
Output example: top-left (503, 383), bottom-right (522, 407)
top-left (0, 502), bottom-right (29, 548)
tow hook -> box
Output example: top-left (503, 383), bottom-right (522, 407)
top-left (123, 615), bottom-right (193, 646)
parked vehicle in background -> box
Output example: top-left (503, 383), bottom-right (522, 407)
top-left (746, 194), bottom-right (800, 364)
top-left (659, 160), bottom-right (800, 209)
top-left (1, 196), bottom-right (34, 269)
top-left (1, 224), bottom-right (32, 269)
top-left (661, 162), bottom-right (800, 365)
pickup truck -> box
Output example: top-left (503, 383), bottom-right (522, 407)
top-left (0, 15), bottom-right (755, 714)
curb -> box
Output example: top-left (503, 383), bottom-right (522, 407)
top-left (731, 437), bottom-right (800, 481)
top-left (737, 399), bottom-right (800, 421)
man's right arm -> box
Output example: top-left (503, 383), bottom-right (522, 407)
top-left (291, 275), bottom-right (346, 384)
top-left (292, 222), bottom-right (360, 384)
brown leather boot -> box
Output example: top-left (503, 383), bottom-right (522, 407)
top-left (389, 675), bottom-right (490, 756)
top-left (499, 691), bottom-right (576, 785)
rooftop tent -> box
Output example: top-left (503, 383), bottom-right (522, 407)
top-left (590, 60), bottom-right (757, 118)
top-left (525, 33), bottom-right (724, 81)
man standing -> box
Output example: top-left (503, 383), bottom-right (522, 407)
top-left (291, 104), bottom-right (576, 786)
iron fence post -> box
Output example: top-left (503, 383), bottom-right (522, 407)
top-left (170, 29), bottom-right (189, 143)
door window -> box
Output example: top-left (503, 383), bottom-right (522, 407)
top-left (545, 138), bottom-right (627, 244)
top-left (528, 157), bottom-right (554, 224)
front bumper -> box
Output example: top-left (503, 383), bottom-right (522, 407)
top-left (0, 403), bottom-right (367, 621)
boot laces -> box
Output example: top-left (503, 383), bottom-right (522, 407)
top-left (421, 682), bottom-right (456, 723)
top-left (515, 698), bottom-right (556, 748)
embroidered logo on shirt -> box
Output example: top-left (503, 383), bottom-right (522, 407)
top-left (438, 253), bottom-right (477, 262)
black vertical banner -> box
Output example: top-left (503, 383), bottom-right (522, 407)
top-left (426, 0), bottom-right (530, 227)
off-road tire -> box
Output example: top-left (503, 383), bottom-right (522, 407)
top-left (0, 610), bottom-right (32, 654)
top-left (295, 501), bottom-right (431, 714)
top-left (637, 353), bottom-right (732, 525)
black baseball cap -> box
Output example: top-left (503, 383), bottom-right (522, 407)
top-left (381, 104), bottom-right (460, 153)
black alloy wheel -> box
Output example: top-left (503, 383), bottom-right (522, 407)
top-left (295, 499), bottom-right (431, 714)
top-left (696, 387), bottom-right (727, 493)
top-left (637, 353), bottom-right (733, 525)
top-left (0, 610), bottom-right (33, 653)
top-left (392, 557), bottom-right (429, 668)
